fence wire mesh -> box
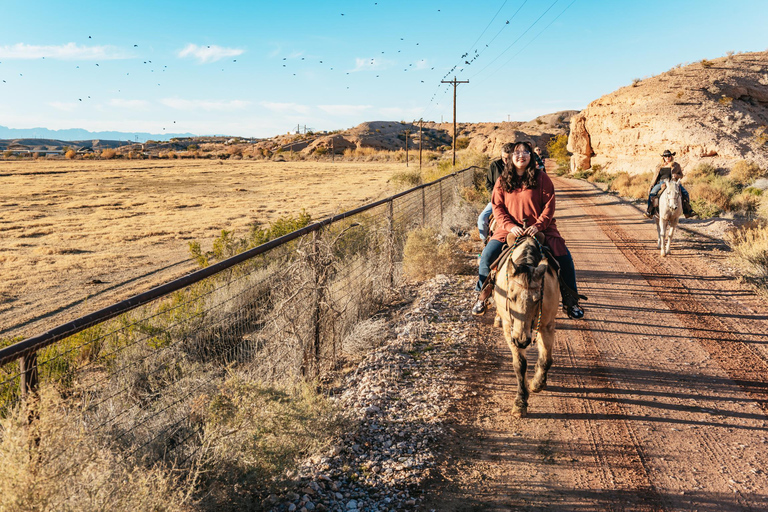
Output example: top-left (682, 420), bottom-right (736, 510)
top-left (0, 166), bottom-right (478, 481)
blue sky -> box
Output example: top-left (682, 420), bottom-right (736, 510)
top-left (1, 0), bottom-right (766, 138)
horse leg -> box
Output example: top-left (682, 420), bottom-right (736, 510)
top-left (659, 219), bottom-right (668, 257)
top-left (502, 320), bottom-right (529, 417)
top-left (530, 324), bottom-right (555, 393)
top-left (656, 218), bottom-right (663, 250)
top-left (510, 348), bottom-right (529, 418)
top-left (665, 220), bottom-right (677, 255)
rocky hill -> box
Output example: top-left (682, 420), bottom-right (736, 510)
top-left (297, 112), bottom-right (575, 157)
top-left (568, 50), bottom-right (768, 175)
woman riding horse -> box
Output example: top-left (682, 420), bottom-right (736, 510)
top-left (472, 140), bottom-right (583, 319)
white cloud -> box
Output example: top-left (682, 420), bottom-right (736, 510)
top-left (260, 101), bottom-right (311, 114)
top-left (317, 104), bottom-right (372, 116)
top-left (48, 101), bottom-right (78, 112)
top-left (414, 59), bottom-right (429, 70)
top-left (350, 57), bottom-right (394, 72)
top-left (177, 44), bottom-right (244, 63)
top-left (108, 98), bottom-right (150, 110)
top-left (160, 98), bottom-right (251, 111)
top-left (0, 42), bottom-right (131, 60)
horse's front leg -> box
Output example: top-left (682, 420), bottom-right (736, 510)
top-left (659, 219), bottom-right (667, 257)
top-left (502, 320), bottom-right (529, 418)
top-left (530, 323), bottom-right (555, 393)
top-left (656, 219), bottom-right (663, 250)
top-left (665, 221), bottom-right (677, 255)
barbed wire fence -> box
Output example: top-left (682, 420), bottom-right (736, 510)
top-left (0, 166), bottom-right (479, 486)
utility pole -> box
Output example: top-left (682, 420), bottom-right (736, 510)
top-left (418, 118), bottom-right (423, 171)
top-left (441, 76), bottom-right (469, 166)
top-left (404, 129), bottom-right (410, 167)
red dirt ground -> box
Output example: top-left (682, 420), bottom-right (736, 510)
top-left (423, 175), bottom-right (768, 511)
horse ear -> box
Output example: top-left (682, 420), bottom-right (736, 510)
top-left (533, 262), bottom-right (548, 281)
top-left (511, 263), bottom-right (521, 275)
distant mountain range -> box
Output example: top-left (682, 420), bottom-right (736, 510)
top-left (0, 125), bottom-right (196, 143)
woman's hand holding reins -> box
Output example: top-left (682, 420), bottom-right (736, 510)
top-left (524, 225), bottom-right (539, 237)
top-left (508, 225), bottom-right (525, 238)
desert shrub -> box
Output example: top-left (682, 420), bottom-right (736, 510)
top-left (731, 190), bottom-right (762, 213)
top-left (100, 148), bottom-right (117, 159)
top-left (194, 375), bottom-right (346, 501)
top-left (632, 78), bottom-right (642, 87)
top-left (725, 221), bottom-right (768, 278)
top-left (189, 210), bottom-right (313, 267)
top-left (701, 59), bottom-right (714, 68)
top-left (689, 178), bottom-right (736, 212)
top-left (390, 169), bottom-right (422, 188)
top-left (687, 162), bottom-right (718, 181)
top-left (187, 144), bottom-right (198, 151)
top-left (250, 209), bottom-right (313, 247)
top-left (754, 126), bottom-right (768, 147)
top-left (730, 160), bottom-right (764, 185)
top-left (0, 389), bottom-right (188, 512)
top-left (718, 96), bottom-right (734, 106)
top-left (314, 146), bottom-right (328, 156)
top-left (588, 169), bottom-right (615, 185)
top-left (691, 198), bottom-right (721, 218)
top-left (227, 145), bottom-right (243, 157)
top-left (167, 150), bottom-right (178, 159)
top-left (608, 171), bottom-right (652, 200)
top-left (65, 149), bottom-right (76, 159)
top-left (455, 137), bottom-right (470, 150)
top-left (428, 150), bottom-right (489, 183)
top-left (572, 168), bottom-right (593, 180)
top-left (546, 134), bottom-right (570, 175)
top-left (535, 119), bottom-right (544, 125)
top-left (402, 227), bottom-right (464, 281)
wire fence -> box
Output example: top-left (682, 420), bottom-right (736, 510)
top-left (0, 165), bottom-right (478, 475)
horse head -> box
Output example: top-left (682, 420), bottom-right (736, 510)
top-left (505, 238), bottom-right (548, 348)
top-left (662, 178), bottom-right (682, 212)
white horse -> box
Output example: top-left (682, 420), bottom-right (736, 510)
top-left (656, 178), bottom-right (682, 257)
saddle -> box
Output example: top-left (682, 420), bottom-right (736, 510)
top-left (477, 232), bottom-right (587, 310)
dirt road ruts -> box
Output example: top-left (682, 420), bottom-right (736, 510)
top-left (424, 176), bottom-right (768, 511)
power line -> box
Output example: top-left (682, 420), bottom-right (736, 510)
top-left (468, 0), bottom-right (560, 80)
top-left (466, 0), bottom-right (510, 54)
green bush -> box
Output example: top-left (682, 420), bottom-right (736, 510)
top-left (455, 137), bottom-right (470, 150)
top-left (546, 134), bottom-right (570, 175)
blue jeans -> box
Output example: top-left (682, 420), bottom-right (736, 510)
top-left (476, 240), bottom-right (579, 297)
top-left (477, 202), bottom-right (493, 242)
top-left (476, 239), bottom-right (504, 291)
top-left (648, 182), bottom-right (689, 209)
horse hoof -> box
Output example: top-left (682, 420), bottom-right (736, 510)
top-left (530, 381), bottom-right (547, 393)
top-left (512, 405), bottom-right (528, 418)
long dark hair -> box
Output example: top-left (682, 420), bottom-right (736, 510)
top-left (501, 141), bottom-right (538, 192)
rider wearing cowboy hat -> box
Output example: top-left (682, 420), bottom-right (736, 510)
top-left (645, 149), bottom-right (694, 218)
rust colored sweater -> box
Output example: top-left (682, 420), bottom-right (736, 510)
top-left (490, 170), bottom-right (567, 256)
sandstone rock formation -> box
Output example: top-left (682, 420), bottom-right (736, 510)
top-left (568, 51), bottom-right (768, 175)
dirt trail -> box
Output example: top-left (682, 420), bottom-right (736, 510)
top-left (424, 177), bottom-right (768, 511)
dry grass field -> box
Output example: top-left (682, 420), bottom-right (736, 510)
top-left (0, 159), bottom-right (409, 339)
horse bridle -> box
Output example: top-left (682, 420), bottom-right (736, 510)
top-left (505, 235), bottom-right (546, 348)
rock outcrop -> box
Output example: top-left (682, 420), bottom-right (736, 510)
top-left (568, 51), bottom-right (768, 175)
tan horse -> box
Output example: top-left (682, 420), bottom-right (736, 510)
top-left (492, 236), bottom-right (560, 418)
top-left (656, 178), bottom-right (682, 257)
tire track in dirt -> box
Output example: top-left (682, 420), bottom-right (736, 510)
top-left (568, 182), bottom-right (768, 415)
top-left (558, 177), bottom-right (768, 511)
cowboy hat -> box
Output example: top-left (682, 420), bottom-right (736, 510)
top-left (661, 150), bottom-right (676, 157)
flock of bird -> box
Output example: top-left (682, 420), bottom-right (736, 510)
top-left (1, 1), bottom-right (575, 133)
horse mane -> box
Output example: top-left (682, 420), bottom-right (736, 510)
top-left (512, 237), bottom-right (543, 282)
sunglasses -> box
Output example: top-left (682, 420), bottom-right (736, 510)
top-left (512, 151), bottom-right (530, 157)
